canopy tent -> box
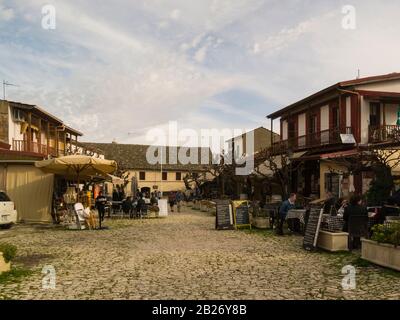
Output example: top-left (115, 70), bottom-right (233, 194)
top-left (35, 155), bottom-right (117, 182)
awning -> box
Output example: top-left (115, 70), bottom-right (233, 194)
top-left (290, 151), bottom-right (307, 160)
top-left (320, 149), bottom-right (359, 160)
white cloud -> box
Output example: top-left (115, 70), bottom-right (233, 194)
top-left (170, 9), bottom-right (181, 20)
top-left (0, 4), bottom-right (14, 21)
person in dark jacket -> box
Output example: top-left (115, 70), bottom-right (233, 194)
top-left (136, 196), bottom-right (146, 218)
top-left (277, 193), bottom-right (296, 235)
top-left (95, 191), bottom-right (108, 226)
top-left (343, 195), bottom-right (368, 232)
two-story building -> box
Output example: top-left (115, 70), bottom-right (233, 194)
top-left (229, 126), bottom-right (280, 157)
top-left (267, 72), bottom-right (400, 199)
top-left (0, 99), bottom-right (98, 222)
top-left (81, 142), bottom-right (212, 196)
top-left (0, 99), bottom-right (84, 158)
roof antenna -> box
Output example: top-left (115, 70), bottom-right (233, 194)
top-left (356, 69), bottom-right (360, 79)
top-left (2, 80), bottom-right (19, 100)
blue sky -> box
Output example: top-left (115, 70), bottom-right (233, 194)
top-left (1, 0), bottom-right (400, 146)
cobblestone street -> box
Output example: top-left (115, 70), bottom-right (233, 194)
top-left (0, 208), bottom-right (399, 300)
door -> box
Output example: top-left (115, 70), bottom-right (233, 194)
top-left (369, 102), bottom-right (381, 127)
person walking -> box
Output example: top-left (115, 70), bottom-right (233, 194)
top-left (176, 191), bottom-right (184, 213)
top-left (168, 192), bottom-right (177, 212)
top-left (277, 193), bottom-right (296, 235)
top-left (95, 191), bottom-right (108, 229)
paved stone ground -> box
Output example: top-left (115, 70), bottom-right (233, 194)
top-left (0, 207), bottom-right (399, 300)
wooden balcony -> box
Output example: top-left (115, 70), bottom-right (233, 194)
top-left (271, 127), bottom-right (353, 154)
top-left (369, 125), bottom-right (400, 144)
top-left (12, 139), bottom-right (58, 157)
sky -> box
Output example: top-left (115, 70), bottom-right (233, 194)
top-left (1, 0), bottom-right (400, 148)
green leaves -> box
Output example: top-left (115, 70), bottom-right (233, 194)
top-left (0, 243), bottom-right (17, 263)
top-left (371, 224), bottom-right (400, 247)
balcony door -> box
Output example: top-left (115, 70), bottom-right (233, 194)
top-left (288, 119), bottom-right (297, 149)
top-left (369, 102), bottom-right (381, 127)
top-left (308, 114), bottom-right (318, 146)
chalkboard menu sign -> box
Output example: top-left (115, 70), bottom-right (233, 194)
top-left (215, 200), bottom-right (234, 230)
top-left (303, 207), bottom-right (323, 251)
top-left (232, 200), bottom-right (251, 229)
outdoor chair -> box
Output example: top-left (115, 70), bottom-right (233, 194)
top-left (73, 202), bottom-right (87, 229)
top-left (348, 215), bottom-right (369, 250)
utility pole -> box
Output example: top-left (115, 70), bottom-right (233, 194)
top-left (2, 80), bottom-right (19, 100)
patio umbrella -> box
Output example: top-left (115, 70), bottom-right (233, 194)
top-left (35, 155), bottom-right (117, 183)
top-left (35, 155), bottom-right (117, 229)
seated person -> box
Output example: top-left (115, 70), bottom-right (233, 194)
top-left (122, 196), bottom-right (133, 215)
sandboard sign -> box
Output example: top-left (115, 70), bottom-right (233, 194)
top-left (232, 200), bottom-right (251, 229)
top-left (215, 200), bottom-right (234, 230)
top-left (303, 207), bottom-right (324, 251)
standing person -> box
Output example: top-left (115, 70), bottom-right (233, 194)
top-left (176, 191), bottom-right (184, 213)
top-left (323, 191), bottom-right (337, 215)
top-left (95, 191), bottom-right (108, 228)
top-left (343, 195), bottom-right (368, 249)
top-left (150, 192), bottom-right (158, 206)
top-left (118, 186), bottom-right (125, 201)
top-left (168, 191), bottom-right (176, 212)
top-left (277, 193), bottom-right (296, 235)
top-left (136, 195), bottom-right (146, 218)
top-left (122, 196), bottom-right (133, 217)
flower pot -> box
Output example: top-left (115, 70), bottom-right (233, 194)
top-left (361, 239), bottom-right (400, 271)
top-left (0, 252), bottom-right (11, 274)
top-left (317, 230), bottom-right (349, 252)
top-left (252, 217), bottom-right (270, 229)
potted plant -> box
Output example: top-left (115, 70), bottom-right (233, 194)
top-left (251, 205), bottom-right (270, 229)
top-left (0, 243), bottom-right (17, 274)
top-left (361, 223), bottom-right (400, 271)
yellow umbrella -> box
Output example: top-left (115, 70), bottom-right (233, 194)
top-left (35, 155), bottom-right (117, 183)
top-left (35, 155), bottom-right (117, 230)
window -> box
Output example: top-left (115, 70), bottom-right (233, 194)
top-left (309, 114), bottom-right (318, 134)
top-left (162, 172), bottom-right (168, 181)
top-left (139, 172), bottom-right (146, 181)
top-left (176, 172), bottom-right (182, 181)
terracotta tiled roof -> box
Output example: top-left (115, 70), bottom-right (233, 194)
top-left (80, 142), bottom-right (212, 172)
top-left (267, 72), bottom-right (400, 119)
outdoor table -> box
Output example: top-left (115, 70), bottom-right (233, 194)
top-left (111, 201), bottom-right (123, 215)
top-left (286, 209), bottom-right (306, 233)
top-left (286, 209), bottom-right (306, 224)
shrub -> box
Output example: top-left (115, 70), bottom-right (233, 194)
top-left (371, 223), bottom-right (400, 247)
top-left (0, 243), bottom-right (17, 263)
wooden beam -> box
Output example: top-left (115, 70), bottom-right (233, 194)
top-left (27, 112), bottom-right (32, 152)
top-left (46, 122), bottom-right (50, 155)
top-left (55, 126), bottom-right (59, 156)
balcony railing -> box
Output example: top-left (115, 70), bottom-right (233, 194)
top-left (369, 125), bottom-right (400, 144)
top-left (12, 139), bottom-right (58, 157)
top-left (271, 127), bottom-right (353, 154)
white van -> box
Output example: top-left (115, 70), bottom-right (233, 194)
top-left (0, 191), bottom-right (17, 229)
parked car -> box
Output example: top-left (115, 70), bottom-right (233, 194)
top-left (0, 191), bottom-right (17, 229)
